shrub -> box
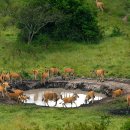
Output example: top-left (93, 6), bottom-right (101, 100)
top-left (17, 0), bottom-right (103, 43)
top-left (110, 26), bottom-right (123, 37)
top-left (121, 119), bottom-right (130, 130)
top-left (34, 34), bottom-right (51, 48)
top-left (47, 0), bottom-right (103, 42)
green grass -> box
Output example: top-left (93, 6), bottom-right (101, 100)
top-left (0, 97), bottom-right (128, 130)
top-left (0, 33), bottom-right (130, 78)
top-left (0, 0), bottom-right (130, 78)
top-left (0, 0), bottom-right (130, 130)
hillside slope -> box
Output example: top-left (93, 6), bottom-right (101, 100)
top-left (0, 0), bottom-right (130, 78)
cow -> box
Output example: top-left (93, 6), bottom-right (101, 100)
top-left (41, 69), bottom-right (50, 85)
top-left (60, 93), bottom-right (79, 108)
top-left (9, 72), bottom-right (22, 83)
top-left (96, 0), bottom-right (104, 12)
top-left (112, 89), bottom-right (124, 98)
top-left (0, 82), bottom-right (10, 97)
top-left (42, 91), bottom-right (59, 106)
top-left (2, 72), bottom-right (10, 81)
top-left (5, 88), bottom-right (24, 102)
top-left (64, 68), bottom-right (75, 79)
top-left (85, 90), bottom-right (95, 104)
top-left (49, 67), bottom-right (60, 77)
top-left (18, 95), bottom-right (30, 103)
top-left (127, 95), bottom-right (130, 109)
top-left (92, 69), bottom-right (107, 82)
top-left (32, 70), bottom-right (39, 80)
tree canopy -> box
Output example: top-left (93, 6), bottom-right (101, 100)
top-left (16, 0), bottom-right (103, 43)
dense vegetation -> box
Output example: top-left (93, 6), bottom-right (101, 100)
top-left (17, 0), bottom-right (102, 43)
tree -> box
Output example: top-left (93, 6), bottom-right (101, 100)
top-left (45, 0), bottom-right (103, 42)
top-left (17, 0), bottom-right (62, 44)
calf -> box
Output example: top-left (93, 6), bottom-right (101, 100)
top-left (112, 89), bottom-right (124, 98)
top-left (12, 89), bottom-right (24, 96)
top-left (5, 88), bottom-right (24, 102)
top-left (2, 72), bottom-right (10, 81)
top-left (64, 68), bottom-right (75, 79)
top-left (1, 82), bottom-right (12, 98)
top-left (49, 67), bottom-right (60, 77)
top-left (92, 69), bottom-right (107, 82)
top-left (85, 90), bottom-right (95, 104)
top-left (18, 95), bottom-right (30, 103)
top-left (42, 91), bottom-right (59, 106)
top-left (10, 72), bottom-right (22, 83)
top-left (41, 70), bottom-right (50, 85)
top-left (0, 75), bottom-right (4, 83)
top-left (32, 70), bottom-right (39, 80)
top-left (127, 95), bottom-right (130, 109)
top-left (96, 0), bottom-right (104, 12)
top-left (60, 93), bottom-right (79, 108)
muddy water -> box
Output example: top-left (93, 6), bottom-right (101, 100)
top-left (24, 88), bottom-right (105, 108)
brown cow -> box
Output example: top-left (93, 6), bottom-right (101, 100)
top-left (5, 88), bottom-right (24, 102)
top-left (18, 95), bottom-right (30, 103)
top-left (42, 91), bottom-right (59, 106)
top-left (64, 68), bottom-right (75, 79)
top-left (85, 90), bottom-right (95, 104)
top-left (49, 67), bottom-right (60, 77)
top-left (92, 69), bottom-right (107, 82)
top-left (127, 95), bottom-right (130, 109)
top-left (112, 89), bottom-right (124, 98)
top-left (12, 89), bottom-right (24, 96)
top-left (0, 82), bottom-right (10, 97)
top-left (32, 70), bottom-right (39, 80)
top-left (96, 0), bottom-right (104, 12)
top-left (41, 69), bottom-right (50, 84)
top-left (9, 72), bottom-right (22, 83)
top-left (0, 75), bottom-right (4, 83)
top-left (2, 72), bottom-right (10, 81)
top-left (60, 93), bottom-right (79, 108)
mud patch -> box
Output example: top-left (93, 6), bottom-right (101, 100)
top-left (109, 108), bottom-right (130, 115)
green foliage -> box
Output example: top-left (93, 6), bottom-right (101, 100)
top-left (47, 0), bottom-right (102, 42)
top-left (128, 16), bottom-right (130, 22)
top-left (17, 0), bottom-right (61, 44)
top-left (16, 0), bottom-right (102, 43)
top-left (34, 34), bottom-right (51, 48)
top-left (121, 119), bottom-right (130, 130)
top-left (110, 26), bottom-right (124, 37)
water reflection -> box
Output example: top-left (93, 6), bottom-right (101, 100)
top-left (25, 92), bottom-right (103, 108)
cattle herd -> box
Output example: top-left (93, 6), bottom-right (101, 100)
top-left (0, 67), bottom-right (130, 108)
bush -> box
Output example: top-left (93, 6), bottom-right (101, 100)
top-left (34, 34), bottom-right (51, 48)
top-left (17, 0), bottom-right (103, 43)
top-left (46, 0), bottom-right (103, 42)
top-left (110, 26), bottom-right (123, 37)
top-left (121, 119), bottom-right (130, 130)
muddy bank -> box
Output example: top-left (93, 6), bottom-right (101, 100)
top-left (10, 78), bottom-right (130, 91)
top-left (109, 108), bottom-right (130, 115)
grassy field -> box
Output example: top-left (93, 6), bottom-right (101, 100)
top-left (0, 0), bottom-right (130, 130)
top-left (0, 97), bottom-right (129, 130)
top-left (0, 30), bottom-right (130, 78)
top-left (0, 0), bottom-right (130, 78)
